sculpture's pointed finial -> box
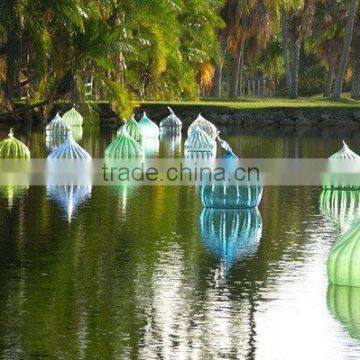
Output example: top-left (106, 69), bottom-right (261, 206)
top-left (8, 128), bottom-right (14, 138)
top-left (167, 106), bottom-right (174, 114)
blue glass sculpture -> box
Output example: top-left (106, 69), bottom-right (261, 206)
top-left (200, 141), bottom-right (263, 208)
top-left (159, 133), bottom-right (182, 158)
top-left (159, 107), bottom-right (182, 135)
top-left (106, 126), bottom-right (144, 159)
top-left (47, 131), bottom-right (91, 159)
top-left (188, 114), bottom-right (218, 139)
top-left (323, 141), bottom-right (360, 190)
top-left (46, 135), bottom-right (66, 152)
top-left (320, 189), bottom-right (360, 234)
top-left (46, 113), bottom-right (71, 136)
top-left (47, 185), bottom-right (92, 222)
top-left (184, 126), bottom-right (216, 159)
top-left (200, 208), bottom-right (262, 270)
top-left (138, 112), bottom-right (159, 138)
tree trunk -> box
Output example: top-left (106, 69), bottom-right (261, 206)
top-left (229, 42), bottom-right (243, 99)
top-left (332, 0), bottom-right (358, 99)
top-left (281, 15), bottom-right (293, 96)
top-left (237, 50), bottom-right (244, 96)
top-left (211, 34), bottom-right (227, 98)
top-left (324, 64), bottom-right (335, 97)
top-left (352, 54), bottom-right (360, 99)
top-left (289, 17), bottom-right (302, 99)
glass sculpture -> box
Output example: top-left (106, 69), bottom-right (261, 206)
top-left (47, 185), bottom-right (92, 222)
top-left (323, 141), bottom-right (360, 190)
top-left (142, 137), bottom-right (160, 158)
top-left (159, 107), bottom-right (182, 135)
top-left (327, 284), bottom-right (360, 340)
top-left (138, 112), bottom-right (159, 138)
top-left (320, 189), bottom-right (360, 234)
top-left (184, 126), bottom-right (216, 159)
top-left (159, 133), bottom-right (182, 157)
top-left (328, 221), bottom-right (360, 287)
top-left (200, 208), bottom-right (262, 270)
top-left (117, 115), bottom-right (142, 142)
top-left (46, 135), bottom-right (66, 152)
top-left (188, 113), bottom-right (218, 139)
top-left (69, 125), bottom-right (83, 143)
top-left (62, 107), bottom-right (83, 126)
top-left (200, 143), bottom-right (263, 208)
top-left (0, 129), bottom-right (30, 159)
top-left (0, 185), bottom-right (29, 209)
top-left (105, 126), bottom-right (144, 159)
top-left (46, 113), bottom-right (71, 136)
top-left (47, 131), bottom-right (91, 159)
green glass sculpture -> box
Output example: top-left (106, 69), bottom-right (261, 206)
top-left (105, 126), bottom-right (144, 159)
top-left (0, 129), bottom-right (31, 159)
top-left (118, 115), bottom-right (142, 142)
top-left (188, 114), bottom-right (218, 139)
top-left (328, 221), bottom-right (360, 286)
top-left (138, 112), bottom-right (159, 138)
top-left (327, 284), bottom-right (360, 340)
top-left (323, 141), bottom-right (360, 190)
top-left (62, 107), bottom-right (83, 126)
top-left (320, 189), bottom-right (360, 234)
top-left (0, 185), bottom-right (29, 209)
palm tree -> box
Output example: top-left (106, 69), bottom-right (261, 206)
top-left (351, 10), bottom-right (360, 99)
top-left (332, 0), bottom-right (358, 99)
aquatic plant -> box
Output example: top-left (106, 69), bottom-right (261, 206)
top-left (0, 129), bottom-right (30, 159)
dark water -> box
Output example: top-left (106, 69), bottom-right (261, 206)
top-left (1, 125), bottom-right (360, 359)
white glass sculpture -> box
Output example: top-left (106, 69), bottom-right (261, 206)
top-left (46, 113), bottom-right (71, 136)
top-left (188, 114), bottom-right (218, 139)
top-left (184, 126), bottom-right (216, 159)
top-left (159, 107), bottom-right (182, 135)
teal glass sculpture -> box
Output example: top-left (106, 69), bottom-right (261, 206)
top-left (142, 137), bottom-right (160, 158)
top-left (184, 126), bottom-right (216, 159)
top-left (138, 112), bottom-right (159, 138)
top-left (327, 284), bottom-right (360, 340)
top-left (62, 107), bottom-right (83, 126)
top-left (46, 113), bottom-right (71, 136)
top-left (323, 141), bottom-right (360, 190)
top-left (328, 221), bottom-right (360, 286)
top-left (200, 142), bottom-right (262, 208)
top-left (105, 126), bottom-right (144, 159)
top-left (320, 189), bottom-right (360, 234)
top-left (118, 115), bottom-right (142, 142)
top-left (200, 208), bottom-right (262, 270)
top-left (188, 114), bottom-right (218, 139)
top-left (159, 107), bottom-right (182, 135)
top-left (0, 129), bottom-right (30, 159)
top-left (47, 131), bottom-right (91, 159)
top-left (159, 133), bottom-right (182, 158)
top-left (47, 185), bottom-right (92, 222)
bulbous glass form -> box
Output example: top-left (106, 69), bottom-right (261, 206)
top-left (159, 133), bottom-right (182, 157)
top-left (47, 132), bottom-right (91, 159)
top-left (138, 112), bottom-right (159, 138)
top-left (142, 137), bottom-right (160, 158)
top-left (118, 115), bottom-right (142, 142)
top-left (188, 114), bottom-right (218, 139)
top-left (159, 107), bottom-right (182, 135)
top-left (105, 126), bottom-right (144, 159)
top-left (323, 142), bottom-right (360, 190)
top-left (200, 208), bottom-right (262, 270)
top-left (62, 107), bottom-right (83, 126)
top-left (184, 126), bottom-right (216, 159)
top-left (46, 135), bottom-right (65, 152)
top-left (327, 284), bottom-right (360, 340)
top-left (328, 221), bottom-right (360, 286)
top-left (70, 125), bottom-right (83, 142)
top-left (47, 185), bottom-right (92, 222)
top-left (46, 113), bottom-right (71, 136)
top-left (320, 189), bottom-right (360, 234)
top-left (0, 129), bottom-right (30, 159)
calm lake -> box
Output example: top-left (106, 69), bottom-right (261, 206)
top-left (1, 124), bottom-right (360, 359)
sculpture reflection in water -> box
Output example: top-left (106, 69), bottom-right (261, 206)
top-left (200, 208), bottom-right (262, 273)
top-left (320, 189), bottom-right (360, 234)
top-left (159, 133), bottom-right (182, 157)
top-left (327, 284), bottom-right (360, 341)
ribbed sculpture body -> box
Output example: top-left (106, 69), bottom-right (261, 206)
top-left (184, 126), bottom-right (216, 159)
top-left (200, 208), bottom-right (262, 269)
top-left (201, 147), bottom-right (263, 208)
top-left (106, 126), bottom-right (144, 159)
top-left (159, 133), bottom-right (182, 157)
top-left (62, 107), bottom-right (83, 126)
top-left (327, 284), bottom-right (360, 340)
top-left (46, 113), bottom-right (71, 136)
top-left (188, 114), bottom-right (218, 139)
top-left (159, 107), bottom-right (182, 135)
top-left (119, 115), bottom-right (142, 142)
top-left (138, 112), bottom-right (159, 138)
top-left (320, 189), bottom-right (360, 234)
top-left (328, 221), bottom-right (360, 286)
top-left (323, 142), bottom-right (360, 190)
top-left (47, 132), bottom-right (91, 159)
top-left (0, 129), bottom-right (30, 159)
